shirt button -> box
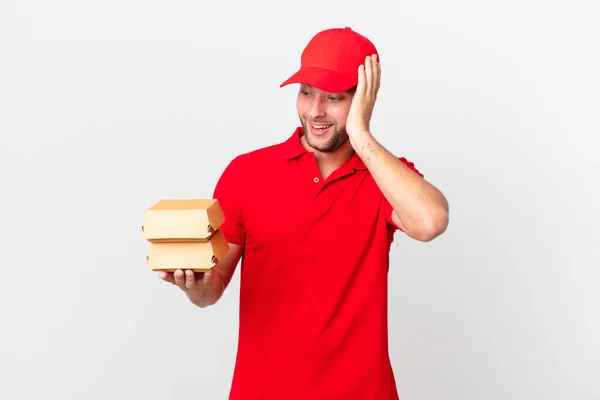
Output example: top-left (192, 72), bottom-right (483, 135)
top-left (314, 177), bottom-right (319, 183)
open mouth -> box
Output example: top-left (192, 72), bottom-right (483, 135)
top-left (309, 124), bottom-right (333, 135)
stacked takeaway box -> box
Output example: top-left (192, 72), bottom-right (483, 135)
top-left (141, 199), bottom-right (229, 273)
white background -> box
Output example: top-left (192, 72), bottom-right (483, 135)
top-left (1, 0), bottom-right (599, 399)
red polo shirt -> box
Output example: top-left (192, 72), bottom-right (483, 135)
top-left (213, 127), bottom-right (423, 400)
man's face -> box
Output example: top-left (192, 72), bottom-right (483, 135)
top-left (296, 84), bottom-right (355, 153)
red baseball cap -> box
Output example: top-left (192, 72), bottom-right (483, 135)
top-left (280, 27), bottom-right (379, 93)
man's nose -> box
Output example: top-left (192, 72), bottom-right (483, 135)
top-left (309, 98), bottom-right (326, 119)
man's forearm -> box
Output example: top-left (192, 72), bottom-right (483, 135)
top-left (350, 131), bottom-right (449, 241)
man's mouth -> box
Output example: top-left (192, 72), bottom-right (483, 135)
top-left (309, 124), bottom-right (333, 134)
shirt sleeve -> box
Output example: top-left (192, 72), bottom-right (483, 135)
top-left (213, 156), bottom-right (247, 245)
top-left (384, 157), bottom-right (424, 231)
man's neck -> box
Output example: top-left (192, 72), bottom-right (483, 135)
top-left (300, 135), bottom-right (355, 179)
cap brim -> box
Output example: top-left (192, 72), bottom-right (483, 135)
top-left (280, 67), bottom-right (357, 93)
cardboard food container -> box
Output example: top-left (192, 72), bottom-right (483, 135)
top-left (141, 199), bottom-right (225, 242)
top-left (146, 228), bottom-right (229, 272)
top-left (141, 198), bottom-right (230, 272)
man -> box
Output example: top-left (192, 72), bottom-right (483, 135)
top-left (159, 27), bottom-right (449, 400)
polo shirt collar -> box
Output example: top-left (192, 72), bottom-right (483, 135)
top-left (282, 126), bottom-right (367, 170)
top-left (282, 126), bottom-right (307, 159)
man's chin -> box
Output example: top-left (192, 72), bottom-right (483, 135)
top-left (305, 134), bottom-right (346, 153)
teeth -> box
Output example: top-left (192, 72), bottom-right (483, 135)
top-left (312, 125), bottom-right (330, 129)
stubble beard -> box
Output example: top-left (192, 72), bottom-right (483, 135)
top-left (300, 117), bottom-right (349, 153)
